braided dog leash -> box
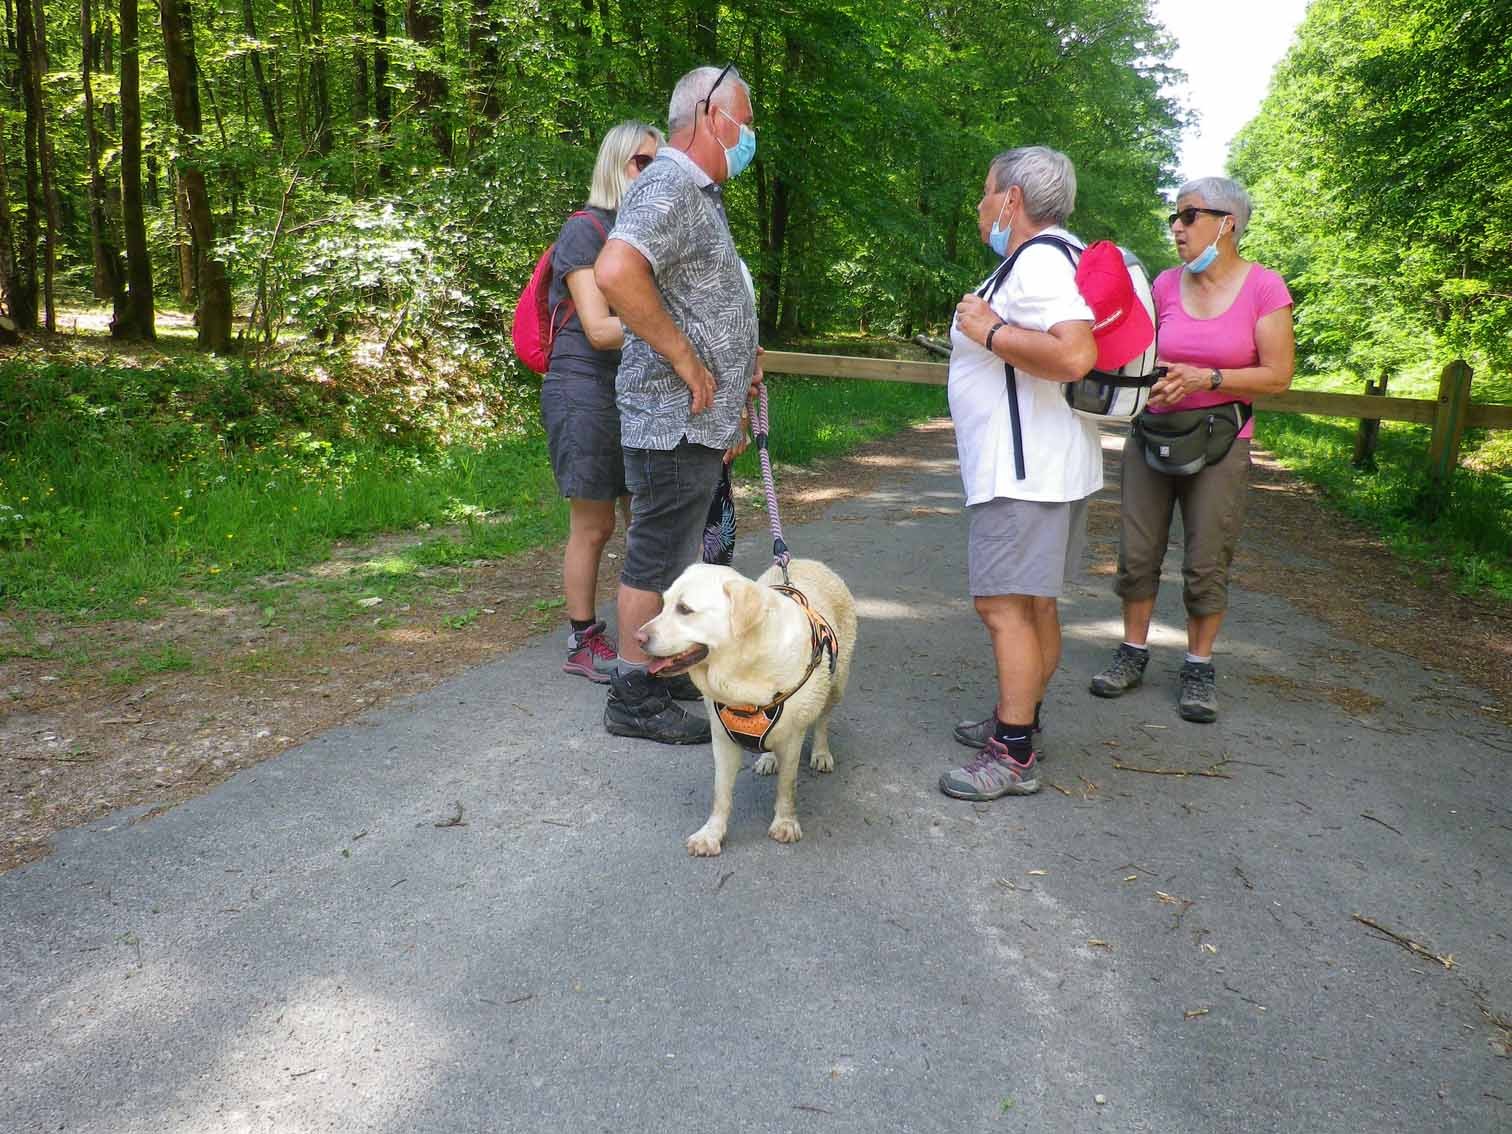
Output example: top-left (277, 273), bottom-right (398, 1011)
top-left (751, 382), bottom-right (792, 584)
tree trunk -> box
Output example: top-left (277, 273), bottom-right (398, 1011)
top-left (241, 0), bottom-right (280, 143)
top-left (118, 0), bottom-right (154, 339)
top-left (372, 0), bottom-right (390, 182)
top-left (27, 0), bottom-right (59, 330)
top-left (406, 0), bottom-right (452, 163)
top-left (83, 0), bottom-right (129, 323)
top-left (688, 0), bottom-right (717, 59)
top-left (310, 0), bottom-right (333, 155)
top-left (0, 106), bottom-right (16, 319)
top-left (467, 0), bottom-right (500, 148)
top-left (160, 0), bottom-right (233, 352)
top-left (10, 0), bottom-right (38, 329)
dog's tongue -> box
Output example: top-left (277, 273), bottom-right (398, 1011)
top-left (644, 657), bottom-right (673, 675)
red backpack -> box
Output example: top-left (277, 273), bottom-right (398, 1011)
top-left (510, 210), bottom-right (608, 373)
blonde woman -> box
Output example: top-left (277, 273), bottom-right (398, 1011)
top-left (541, 121), bottom-right (664, 681)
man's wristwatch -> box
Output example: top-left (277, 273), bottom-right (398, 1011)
top-left (985, 321), bottom-right (1006, 354)
top-left (1209, 368), bottom-right (1224, 391)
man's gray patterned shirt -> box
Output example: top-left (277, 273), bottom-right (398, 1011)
top-left (608, 147), bottom-right (758, 451)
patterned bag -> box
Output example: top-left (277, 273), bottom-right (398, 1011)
top-left (702, 462), bottom-right (736, 565)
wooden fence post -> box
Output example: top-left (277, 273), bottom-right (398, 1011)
top-left (1419, 359), bottom-right (1473, 519)
top-left (1352, 370), bottom-right (1389, 470)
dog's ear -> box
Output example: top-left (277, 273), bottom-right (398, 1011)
top-left (724, 578), bottom-right (766, 638)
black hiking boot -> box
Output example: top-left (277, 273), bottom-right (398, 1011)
top-left (605, 668), bottom-right (712, 745)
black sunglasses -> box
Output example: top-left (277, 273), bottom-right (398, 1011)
top-left (699, 63), bottom-right (735, 113)
top-left (1168, 206), bottom-right (1229, 227)
top-left (629, 153), bottom-right (654, 172)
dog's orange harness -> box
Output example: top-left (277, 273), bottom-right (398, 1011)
top-left (713, 584), bottom-right (839, 754)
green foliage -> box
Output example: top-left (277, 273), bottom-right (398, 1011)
top-left (29, 0), bottom-right (1182, 355)
top-left (1256, 413), bottom-right (1512, 600)
top-left (0, 353), bottom-right (944, 616)
top-left (1232, 0), bottom-right (1512, 374)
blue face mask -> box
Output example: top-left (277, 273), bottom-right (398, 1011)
top-left (1185, 217), bottom-right (1229, 274)
top-left (717, 109), bottom-right (757, 180)
top-left (987, 190), bottom-right (1012, 257)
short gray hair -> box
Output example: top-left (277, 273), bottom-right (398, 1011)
top-left (587, 120), bottom-right (664, 210)
top-left (668, 65), bottom-right (748, 133)
top-left (1177, 177), bottom-right (1253, 240)
top-left (989, 146), bottom-right (1077, 226)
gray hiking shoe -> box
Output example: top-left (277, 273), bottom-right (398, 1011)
top-left (1089, 644), bottom-right (1150, 698)
top-left (1178, 661), bottom-right (1219, 723)
top-left (605, 668), bottom-right (711, 745)
top-left (938, 737), bottom-right (1040, 801)
top-left (952, 715), bottom-right (1047, 761)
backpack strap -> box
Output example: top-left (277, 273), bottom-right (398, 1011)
top-left (979, 234), bottom-right (1084, 481)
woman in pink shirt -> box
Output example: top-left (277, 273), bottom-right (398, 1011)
top-left (1088, 177), bottom-right (1295, 723)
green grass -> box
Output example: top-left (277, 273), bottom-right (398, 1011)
top-left (0, 355), bottom-right (944, 618)
top-left (1255, 408), bottom-right (1512, 601)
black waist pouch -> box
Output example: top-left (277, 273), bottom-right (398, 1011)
top-left (1133, 402), bottom-right (1253, 476)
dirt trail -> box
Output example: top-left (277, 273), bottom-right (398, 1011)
top-left (2, 420), bottom-right (1508, 871)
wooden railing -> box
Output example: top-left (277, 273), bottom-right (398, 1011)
top-left (762, 351), bottom-right (1510, 505)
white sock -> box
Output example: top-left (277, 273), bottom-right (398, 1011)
top-left (1122, 642), bottom-right (1149, 653)
top-left (1184, 652), bottom-right (1212, 665)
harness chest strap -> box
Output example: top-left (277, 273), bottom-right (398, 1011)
top-left (714, 584), bottom-right (840, 753)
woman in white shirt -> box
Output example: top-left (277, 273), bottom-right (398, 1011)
top-left (937, 145), bottom-right (1099, 803)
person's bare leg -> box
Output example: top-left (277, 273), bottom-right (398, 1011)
top-left (1122, 596), bottom-right (1157, 647)
top-left (563, 498), bottom-right (616, 622)
top-left (1187, 611), bottom-right (1224, 657)
top-left (1031, 596), bottom-right (1060, 706)
top-left (976, 594), bottom-right (1042, 726)
top-left (616, 582), bottom-right (662, 666)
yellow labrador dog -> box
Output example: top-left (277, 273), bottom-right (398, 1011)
top-left (639, 558), bottom-right (857, 856)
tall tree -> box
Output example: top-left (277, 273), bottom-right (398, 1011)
top-left (83, 0), bottom-right (129, 327)
top-left (160, 0), bottom-right (234, 352)
top-left (117, 0), bottom-right (154, 339)
top-left (241, 0), bottom-right (281, 144)
top-left (406, 0), bottom-right (452, 162)
top-left (26, 0), bottom-right (60, 330)
top-left (309, 0), bottom-right (333, 155)
top-left (11, 0), bottom-right (40, 329)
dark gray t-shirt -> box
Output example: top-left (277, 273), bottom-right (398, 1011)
top-left (546, 206), bottom-right (616, 381)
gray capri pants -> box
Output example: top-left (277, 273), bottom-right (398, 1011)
top-left (1115, 434), bottom-right (1251, 616)
top-left (620, 440), bottom-right (726, 593)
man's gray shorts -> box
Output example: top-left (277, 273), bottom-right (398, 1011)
top-left (621, 440), bottom-right (725, 593)
top-left (967, 496), bottom-right (1089, 598)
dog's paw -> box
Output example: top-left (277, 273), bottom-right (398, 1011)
top-left (686, 827), bottom-right (724, 857)
top-left (809, 748), bottom-right (834, 773)
top-left (768, 816), bottom-right (803, 844)
top-left (752, 753), bottom-right (777, 776)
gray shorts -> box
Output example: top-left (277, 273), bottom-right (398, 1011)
top-left (621, 441), bottom-right (726, 593)
top-left (967, 496), bottom-right (1089, 598)
top-left (540, 369), bottom-right (627, 501)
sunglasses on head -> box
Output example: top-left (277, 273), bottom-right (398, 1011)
top-left (700, 62), bottom-right (736, 112)
top-left (629, 153), bottom-right (654, 172)
top-left (1168, 206), bottom-right (1229, 227)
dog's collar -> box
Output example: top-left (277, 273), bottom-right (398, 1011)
top-left (713, 584), bottom-right (839, 753)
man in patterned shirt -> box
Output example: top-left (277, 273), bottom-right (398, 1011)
top-left (594, 64), bottom-right (761, 744)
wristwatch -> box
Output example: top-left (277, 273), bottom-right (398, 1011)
top-left (1209, 368), bottom-right (1223, 391)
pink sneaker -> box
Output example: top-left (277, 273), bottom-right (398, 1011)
top-left (563, 621), bottom-right (618, 683)
top-left (938, 737), bottom-right (1040, 800)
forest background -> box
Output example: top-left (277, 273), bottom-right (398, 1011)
top-left (0, 0), bottom-right (1508, 616)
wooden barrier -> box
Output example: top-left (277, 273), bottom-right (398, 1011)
top-left (762, 351), bottom-right (1512, 430)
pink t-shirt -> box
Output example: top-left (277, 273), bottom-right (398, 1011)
top-left (1150, 264), bottom-right (1293, 438)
